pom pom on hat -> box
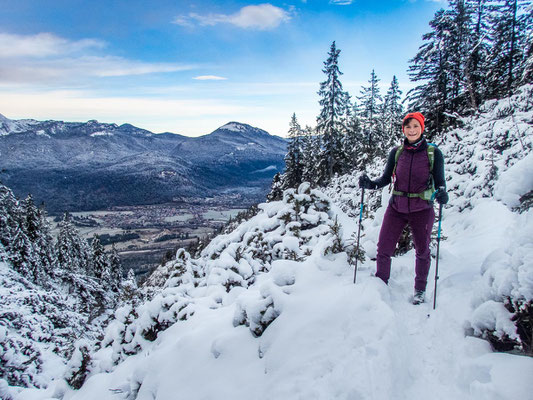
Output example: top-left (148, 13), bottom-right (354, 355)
top-left (402, 112), bottom-right (425, 133)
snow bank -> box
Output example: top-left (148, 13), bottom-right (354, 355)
top-left (494, 152), bottom-right (533, 208)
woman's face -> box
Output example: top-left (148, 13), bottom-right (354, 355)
top-left (403, 119), bottom-right (423, 143)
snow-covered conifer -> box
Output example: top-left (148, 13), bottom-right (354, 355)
top-left (267, 172), bottom-right (284, 202)
top-left (358, 70), bottom-right (383, 163)
top-left (316, 41), bottom-right (349, 184)
top-left (283, 113), bottom-right (304, 189)
top-left (301, 126), bottom-right (320, 186)
top-left (486, 0), bottom-right (531, 98)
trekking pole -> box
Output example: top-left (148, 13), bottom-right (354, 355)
top-left (433, 201), bottom-right (444, 310)
top-left (353, 188), bottom-right (365, 284)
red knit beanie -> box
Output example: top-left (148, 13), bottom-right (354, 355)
top-left (402, 112), bottom-right (425, 133)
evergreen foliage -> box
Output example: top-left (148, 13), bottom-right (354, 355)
top-left (407, 0), bottom-right (533, 136)
top-left (283, 113), bottom-right (304, 189)
top-left (0, 180), bottom-right (128, 388)
top-left (358, 69), bottom-right (384, 161)
top-left (316, 41), bottom-right (350, 184)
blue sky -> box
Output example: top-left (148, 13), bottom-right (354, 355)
top-left (0, 0), bottom-right (444, 137)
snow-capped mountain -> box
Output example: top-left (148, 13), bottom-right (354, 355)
top-left (0, 115), bottom-right (287, 212)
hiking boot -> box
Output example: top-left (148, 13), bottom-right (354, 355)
top-left (412, 290), bottom-right (425, 305)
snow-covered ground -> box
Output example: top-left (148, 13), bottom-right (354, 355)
top-left (13, 192), bottom-right (531, 400)
top-left (4, 86), bottom-right (533, 399)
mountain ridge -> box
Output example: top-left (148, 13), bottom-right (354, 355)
top-left (0, 114), bottom-right (287, 212)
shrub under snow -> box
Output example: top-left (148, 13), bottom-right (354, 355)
top-left (439, 85), bottom-right (533, 353)
top-left (79, 183), bottom-right (347, 386)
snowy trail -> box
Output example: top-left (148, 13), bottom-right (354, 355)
top-left (45, 199), bottom-right (532, 400)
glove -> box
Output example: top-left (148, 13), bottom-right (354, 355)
top-left (359, 174), bottom-right (376, 190)
top-left (434, 188), bottom-right (449, 205)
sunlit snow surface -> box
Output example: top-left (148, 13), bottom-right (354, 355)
top-left (6, 86), bottom-right (533, 400)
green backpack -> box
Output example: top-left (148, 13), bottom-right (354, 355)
top-left (391, 143), bottom-right (437, 202)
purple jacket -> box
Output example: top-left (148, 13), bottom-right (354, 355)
top-left (372, 137), bottom-right (446, 214)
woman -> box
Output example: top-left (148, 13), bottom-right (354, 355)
top-left (359, 112), bottom-right (448, 305)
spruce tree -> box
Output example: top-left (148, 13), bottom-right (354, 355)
top-left (382, 76), bottom-right (404, 149)
top-left (316, 41), bottom-right (349, 184)
top-left (56, 213), bottom-right (91, 276)
top-left (447, 0), bottom-right (474, 114)
top-left (109, 244), bottom-right (123, 293)
top-left (486, 0), bottom-right (531, 97)
top-left (90, 235), bottom-right (110, 282)
top-left (343, 99), bottom-right (364, 172)
top-left (0, 183), bottom-right (18, 252)
top-left (407, 8), bottom-right (455, 136)
top-left (266, 173), bottom-right (284, 202)
top-left (8, 225), bottom-right (34, 279)
top-left (358, 70), bottom-right (383, 162)
top-left (34, 206), bottom-right (57, 280)
top-left (283, 113), bottom-right (304, 189)
top-left (301, 126), bottom-right (320, 186)
top-left (465, 0), bottom-right (492, 109)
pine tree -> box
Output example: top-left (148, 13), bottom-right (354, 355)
top-left (34, 206), bottom-right (57, 280)
top-left (8, 225), bottom-right (35, 278)
top-left (266, 173), bottom-right (284, 202)
top-left (486, 0), bottom-right (531, 97)
top-left (316, 41), bottom-right (349, 184)
top-left (121, 268), bottom-right (139, 305)
top-left (21, 195), bottom-right (56, 282)
top-left (358, 70), bottom-right (383, 162)
top-left (90, 235), bottom-right (110, 282)
top-left (56, 213), bottom-right (91, 276)
top-left (283, 113), bottom-right (304, 189)
top-left (109, 244), bottom-right (123, 293)
top-left (342, 99), bottom-right (364, 172)
top-left (447, 0), bottom-right (475, 114)
top-left (0, 183), bottom-right (18, 252)
top-left (407, 8), bottom-right (455, 136)
top-left (465, 0), bottom-right (492, 109)
top-left (301, 126), bottom-right (320, 186)
top-left (382, 76), bottom-right (404, 149)
top-left (21, 195), bottom-right (40, 242)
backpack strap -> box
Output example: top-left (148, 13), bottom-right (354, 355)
top-left (427, 143), bottom-right (436, 172)
top-left (391, 145), bottom-right (403, 184)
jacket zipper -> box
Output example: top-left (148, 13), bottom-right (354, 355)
top-left (407, 152), bottom-right (414, 213)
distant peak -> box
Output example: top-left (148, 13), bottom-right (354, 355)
top-left (0, 113), bottom-right (10, 121)
top-left (219, 122), bottom-right (250, 132)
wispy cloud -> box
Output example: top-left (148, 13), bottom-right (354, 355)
top-left (173, 4), bottom-right (291, 30)
top-left (193, 75), bottom-right (228, 81)
top-left (0, 32), bottom-right (195, 84)
top-left (329, 0), bottom-right (354, 5)
top-left (0, 32), bottom-right (105, 58)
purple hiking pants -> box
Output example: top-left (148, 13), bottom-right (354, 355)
top-left (376, 205), bottom-right (435, 292)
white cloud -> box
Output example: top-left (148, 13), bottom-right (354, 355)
top-left (0, 32), bottom-right (105, 58)
top-left (193, 75), bottom-right (228, 80)
top-left (329, 0), bottom-right (354, 5)
top-left (0, 32), bottom-right (195, 84)
top-left (173, 4), bottom-right (291, 30)
top-left (0, 56), bottom-right (195, 84)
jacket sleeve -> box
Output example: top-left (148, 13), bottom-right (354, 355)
top-left (372, 148), bottom-right (397, 189)
top-left (433, 147), bottom-right (446, 190)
